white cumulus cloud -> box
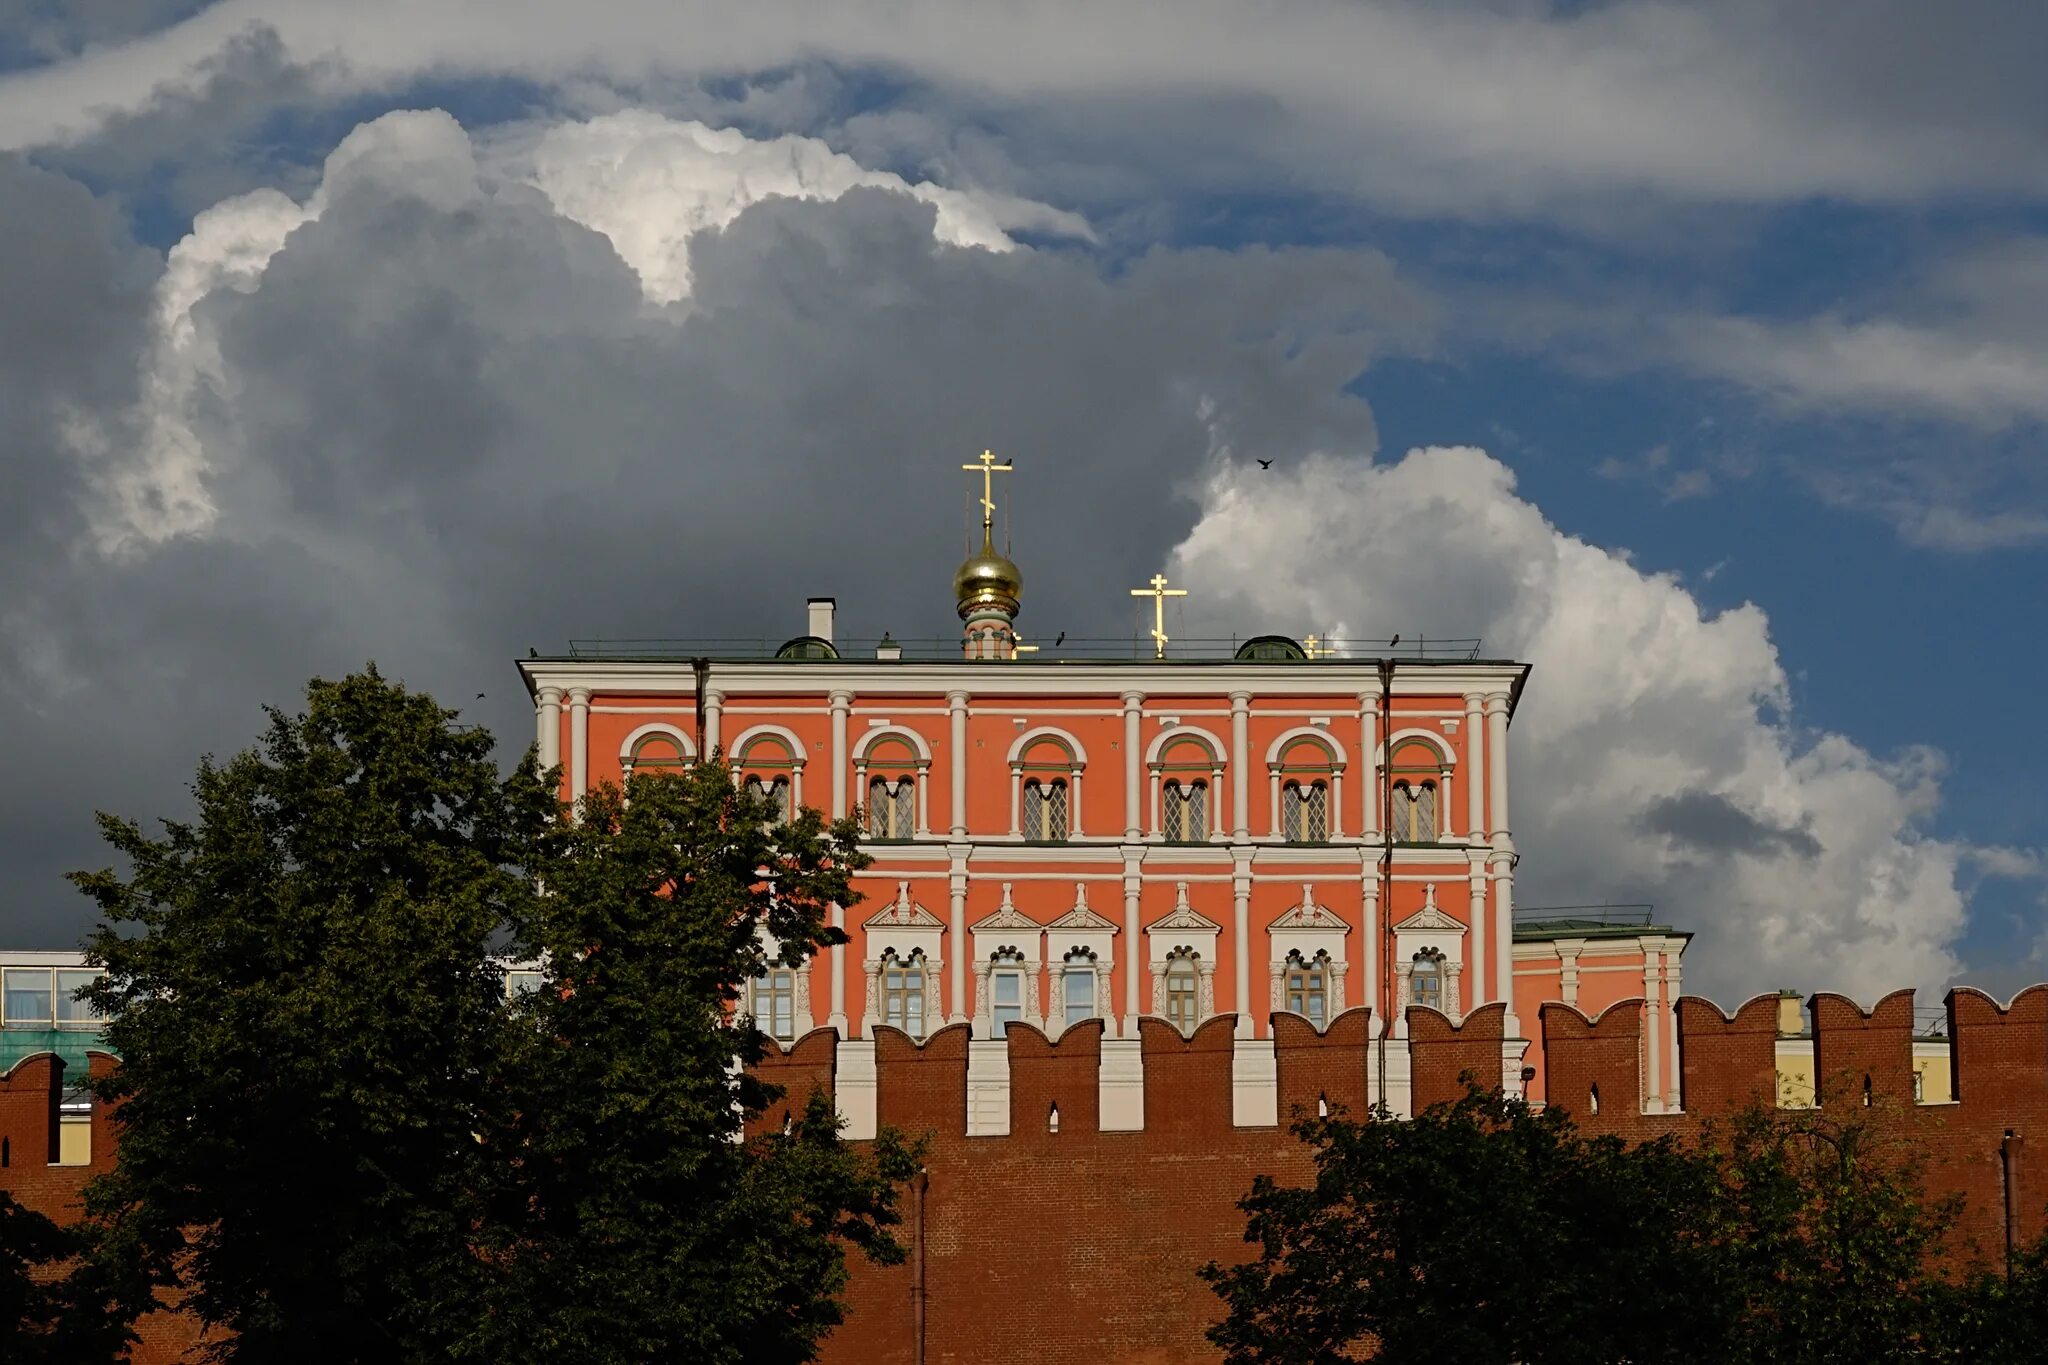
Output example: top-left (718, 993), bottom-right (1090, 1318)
top-left (1172, 447), bottom-right (1971, 1002)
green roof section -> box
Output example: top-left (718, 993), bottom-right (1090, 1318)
top-left (0, 1027), bottom-right (115, 1077)
top-left (1512, 905), bottom-right (1684, 942)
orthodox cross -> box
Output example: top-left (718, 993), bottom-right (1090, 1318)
top-left (1305, 633), bottom-right (1334, 660)
top-left (1129, 572), bottom-right (1188, 659)
top-left (962, 448), bottom-right (1012, 537)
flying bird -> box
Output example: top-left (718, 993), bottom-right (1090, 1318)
top-left (1256, 459), bottom-right (1272, 469)
top-left (1388, 634), bottom-right (1401, 648)
top-left (1054, 631), bottom-right (1066, 646)
top-left (476, 692), bottom-right (486, 700)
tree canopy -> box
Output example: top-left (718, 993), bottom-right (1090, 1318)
top-left (61, 669), bottom-right (911, 1363)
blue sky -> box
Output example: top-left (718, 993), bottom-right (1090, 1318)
top-left (0, 0), bottom-right (2042, 1000)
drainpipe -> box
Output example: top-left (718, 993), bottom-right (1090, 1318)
top-left (2003, 1130), bottom-right (2024, 1277)
top-left (692, 657), bottom-right (711, 759)
top-left (1376, 656), bottom-right (1396, 1111)
top-left (912, 1167), bottom-right (930, 1364)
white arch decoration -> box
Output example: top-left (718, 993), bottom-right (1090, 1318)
top-left (1375, 727), bottom-right (1456, 767)
top-left (855, 724), bottom-right (935, 765)
top-left (1264, 725), bottom-right (1350, 770)
top-left (1144, 724), bottom-right (1225, 767)
top-left (1006, 725), bottom-right (1090, 768)
top-left (728, 723), bottom-right (809, 768)
top-left (618, 721), bottom-right (698, 766)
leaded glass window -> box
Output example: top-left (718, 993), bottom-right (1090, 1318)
top-left (869, 776), bottom-right (915, 838)
top-left (1163, 779), bottom-right (1208, 842)
top-left (1282, 781), bottom-right (1328, 842)
top-left (745, 774), bottom-right (792, 822)
top-left (1023, 778), bottom-right (1068, 841)
top-left (1062, 951), bottom-right (1096, 1029)
top-left (1392, 780), bottom-right (1438, 842)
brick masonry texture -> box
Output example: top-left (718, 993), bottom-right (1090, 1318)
top-left (9, 990), bottom-right (2048, 1364)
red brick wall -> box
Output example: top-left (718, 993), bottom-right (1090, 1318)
top-left (14, 987), bottom-right (2048, 1365)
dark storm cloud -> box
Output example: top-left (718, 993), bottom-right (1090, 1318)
top-left (0, 0), bottom-right (212, 68)
top-left (0, 147), bottom-right (1435, 947)
top-left (1638, 790), bottom-right (1824, 862)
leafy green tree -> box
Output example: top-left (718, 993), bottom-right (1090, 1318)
top-left (1202, 1088), bottom-right (1738, 1365)
top-left (70, 668), bottom-right (554, 1363)
top-left (474, 761), bottom-right (917, 1365)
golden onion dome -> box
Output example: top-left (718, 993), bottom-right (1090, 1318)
top-left (954, 536), bottom-right (1023, 612)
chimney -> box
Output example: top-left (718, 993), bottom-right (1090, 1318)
top-left (807, 597), bottom-right (836, 643)
top-left (876, 633), bottom-right (901, 661)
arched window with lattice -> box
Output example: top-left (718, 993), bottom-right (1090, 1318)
top-left (1162, 779), bottom-right (1208, 842)
top-left (867, 775), bottom-right (917, 839)
top-left (1023, 777), bottom-right (1069, 841)
top-left (1151, 732), bottom-right (1223, 840)
top-left (1273, 735), bottom-right (1341, 842)
top-left (1388, 739), bottom-right (1447, 844)
top-left (1281, 780), bottom-right (1329, 842)
top-left (736, 732), bottom-right (798, 822)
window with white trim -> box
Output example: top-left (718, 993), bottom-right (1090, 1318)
top-left (743, 774), bottom-right (792, 823)
top-left (1285, 949), bottom-right (1330, 1028)
top-left (881, 949), bottom-right (929, 1038)
top-left (1164, 949), bottom-right (1201, 1034)
top-left (1062, 949), bottom-right (1097, 1029)
top-left (737, 734), bottom-right (798, 822)
top-left (1411, 948), bottom-right (1446, 1012)
top-left (989, 949), bottom-right (1027, 1029)
top-left (626, 731), bottom-right (692, 779)
top-left (1388, 741), bottom-right (1447, 843)
top-left (2, 967), bottom-right (104, 1028)
top-left (750, 967), bottom-right (798, 1041)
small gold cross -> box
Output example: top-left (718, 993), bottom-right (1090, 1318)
top-left (961, 448), bottom-right (1012, 535)
top-left (1129, 572), bottom-right (1188, 659)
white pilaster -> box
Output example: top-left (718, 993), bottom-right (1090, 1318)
top-left (1100, 1038), bottom-right (1145, 1131)
top-left (1122, 692), bottom-right (1144, 838)
top-left (1463, 691), bottom-right (1485, 843)
top-left (1643, 944), bottom-right (1664, 1114)
top-left (1468, 857), bottom-right (1489, 1007)
top-left (1232, 1038), bottom-right (1278, 1127)
top-left (1485, 691), bottom-right (1511, 845)
top-left (1381, 1035), bottom-right (1413, 1119)
top-left (1232, 849), bottom-right (1254, 1039)
top-left (947, 691), bottom-right (969, 836)
top-left (1358, 693), bottom-right (1380, 839)
top-left (1230, 691), bottom-right (1251, 841)
top-left (567, 687), bottom-right (591, 806)
top-left (828, 902), bottom-right (847, 1036)
top-left (948, 849), bottom-right (969, 1025)
top-left (1122, 853), bottom-right (1143, 1037)
top-left (1485, 692), bottom-right (1517, 1038)
top-left (536, 686), bottom-right (562, 772)
top-left (1664, 943), bottom-right (1683, 1112)
top-left (1361, 862), bottom-right (1380, 1029)
top-left (828, 690), bottom-right (852, 818)
top-left (703, 689), bottom-right (723, 756)
top-left (836, 1038), bottom-right (878, 1140)
top-left (966, 1039), bottom-right (1011, 1136)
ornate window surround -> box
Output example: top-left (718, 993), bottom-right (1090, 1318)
top-left (1267, 883), bottom-right (1350, 1028)
top-left (1043, 884), bottom-right (1118, 1039)
top-left (1376, 729), bottom-right (1457, 843)
top-left (970, 881), bottom-right (1044, 1035)
top-left (862, 881), bottom-right (946, 1034)
top-left (1145, 881), bottom-right (1221, 1031)
top-left (1146, 727), bottom-right (1226, 840)
top-left (854, 727), bottom-right (933, 836)
top-left (1007, 728), bottom-right (1086, 837)
top-left (1391, 882), bottom-right (1466, 1028)
top-left (731, 724), bottom-right (807, 813)
top-left (1266, 728), bottom-right (1347, 840)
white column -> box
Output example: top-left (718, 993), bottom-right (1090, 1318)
top-left (535, 686), bottom-right (562, 772)
top-left (1439, 773), bottom-right (1454, 840)
top-left (703, 689), bottom-right (723, 756)
top-left (567, 688), bottom-right (591, 806)
top-left (1361, 868), bottom-right (1380, 1032)
top-left (1359, 694), bottom-right (1380, 840)
top-left (828, 902), bottom-right (847, 1036)
top-left (948, 853), bottom-right (969, 1025)
top-left (1122, 692), bottom-right (1144, 839)
top-left (1642, 944), bottom-right (1664, 1114)
top-left (1663, 944), bottom-right (1683, 1111)
top-left (1230, 692), bottom-right (1251, 840)
top-left (1122, 861), bottom-right (1141, 1037)
top-left (948, 691), bottom-right (969, 836)
top-left (1232, 851), bottom-right (1253, 1038)
top-left (1485, 692), bottom-right (1516, 1038)
top-left (1463, 692), bottom-right (1485, 840)
top-left (1468, 859), bottom-right (1489, 1007)
top-left (829, 691), bottom-right (852, 818)
top-left (1069, 767), bottom-right (1084, 836)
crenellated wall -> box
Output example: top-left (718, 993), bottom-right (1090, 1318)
top-left (9, 989), bottom-right (2048, 1365)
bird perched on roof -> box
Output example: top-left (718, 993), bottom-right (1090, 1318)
top-left (1054, 631), bottom-right (1066, 646)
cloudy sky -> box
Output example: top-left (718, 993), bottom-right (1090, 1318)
top-left (2, 0), bottom-right (2043, 1005)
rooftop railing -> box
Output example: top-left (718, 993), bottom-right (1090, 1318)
top-left (555, 635), bottom-right (1490, 662)
top-left (1511, 904), bottom-right (1659, 932)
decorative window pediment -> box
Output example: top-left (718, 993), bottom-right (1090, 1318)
top-left (1147, 881), bottom-right (1223, 936)
top-left (1391, 883), bottom-right (1464, 936)
top-left (1044, 884), bottom-right (1120, 936)
top-left (866, 881), bottom-right (946, 930)
top-left (970, 883), bottom-right (1041, 936)
top-left (1270, 884), bottom-right (1349, 934)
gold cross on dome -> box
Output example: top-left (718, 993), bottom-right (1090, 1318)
top-left (961, 448), bottom-right (1012, 535)
top-left (1129, 572), bottom-right (1188, 659)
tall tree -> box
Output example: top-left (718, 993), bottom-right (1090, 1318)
top-left (1202, 1089), bottom-right (1737, 1365)
top-left (475, 762), bottom-right (916, 1365)
top-left (71, 669), bottom-right (553, 1363)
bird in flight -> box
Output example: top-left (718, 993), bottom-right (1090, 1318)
top-left (1388, 634), bottom-right (1401, 648)
top-left (1054, 631), bottom-right (1066, 646)
top-left (1256, 459), bottom-right (1273, 469)
top-left (476, 692), bottom-right (486, 699)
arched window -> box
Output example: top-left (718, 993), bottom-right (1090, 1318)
top-left (1388, 741), bottom-right (1445, 843)
top-left (1281, 780), bottom-right (1329, 842)
top-left (1023, 778), bottom-right (1069, 841)
top-left (750, 967), bottom-right (797, 1041)
top-left (737, 733), bottom-right (798, 822)
top-left (1162, 779), bottom-right (1208, 842)
top-left (1164, 949), bottom-right (1202, 1034)
top-left (868, 776), bottom-right (916, 839)
top-left (1062, 948), bottom-right (1098, 1030)
top-left (1411, 948), bottom-right (1445, 1012)
top-left (988, 948), bottom-right (1027, 1029)
top-left (1285, 949), bottom-right (1330, 1028)
top-left (881, 949), bottom-right (928, 1038)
